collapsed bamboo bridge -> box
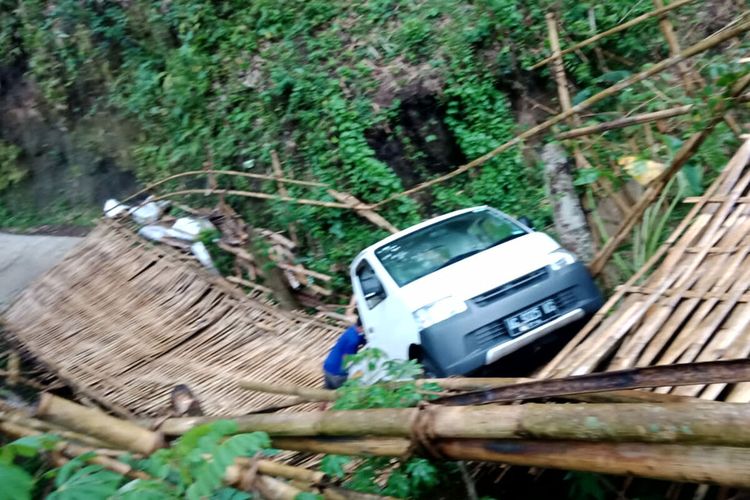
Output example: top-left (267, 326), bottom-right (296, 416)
top-left (1, 2), bottom-right (750, 496)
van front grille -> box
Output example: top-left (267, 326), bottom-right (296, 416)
top-left (465, 287), bottom-right (579, 351)
top-left (471, 267), bottom-right (549, 307)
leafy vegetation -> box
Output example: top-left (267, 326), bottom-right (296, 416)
top-left (320, 349), bottom-right (454, 498)
top-left (0, 422), bottom-right (270, 500)
top-left (3, 0), bottom-right (743, 283)
top-left (0, 140), bottom-right (24, 192)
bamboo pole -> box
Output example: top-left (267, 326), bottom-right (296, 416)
top-left (115, 169), bottom-right (328, 209)
top-left (239, 379), bottom-right (338, 401)
top-left (0, 410), bottom-right (116, 449)
top-left (270, 150), bottom-right (300, 244)
top-left (529, 0), bottom-right (697, 70)
top-left (587, 73), bottom-right (750, 276)
top-left (556, 104), bottom-right (694, 140)
top-left (254, 475), bottom-right (305, 500)
top-left (146, 189), bottom-right (366, 210)
top-left (652, 0), bottom-right (696, 92)
top-left (546, 12), bottom-right (589, 170)
top-left (436, 439), bottom-right (750, 488)
top-left (371, 18), bottom-right (750, 209)
top-left (272, 436), bottom-right (410, 457)
top-left (268, 435), bottom-right (750, 488)
top-left (154, 401), bottom-right (750, 446)
top-left (327, 190), bottom-right (399, 234)
top-left (235, 377), bottom-right (701, 404)
top-left (0, 421), bottom-right (149, 480)
top-left (35, 394), bottom-right (165, 455)
top-left (437, 358), bottom-right (750, 406)
top-left (540, 142), bottom-right (743, 378)
top-left (651, 0), bottom-right (743, 137)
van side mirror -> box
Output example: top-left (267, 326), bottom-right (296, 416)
top-left (361, 275), bottom-right (385, 300)
top-left (518, 216), bottom-right (534, 229)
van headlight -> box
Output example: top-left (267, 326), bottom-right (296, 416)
top-left (413, 296), bottom-right (468, 330)
top-left (548, 249), bottom-right (577, 271)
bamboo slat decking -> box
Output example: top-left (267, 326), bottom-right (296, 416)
top-left (2, 221), bottom-right (340, 416)
top-left (542, 139), bottom-right (750, 402)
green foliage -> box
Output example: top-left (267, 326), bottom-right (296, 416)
top-left (565, 472), bottom-right (611, 500)
top-left (321, 349), bottom-right (446, 498)
top-left (1, 0), bottom-right (743, 287)
top-left (0, 435), bottom-right (59, 500)
top-left (0, 421), bottom-right (271, 500)
top-left (0, 140), bottom-right (25, 192)
top-left (198, 229), bottom-right (235, 276)
top-left (47, 454), bottom-right (123, 500)
top-left (0, 463), bottom-right (34, 500)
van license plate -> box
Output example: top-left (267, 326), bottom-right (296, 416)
top-left (505, 299), bottom-right (558, 337)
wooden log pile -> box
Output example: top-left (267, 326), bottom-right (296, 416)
top-left (4, 359), bottom-right (750, 494)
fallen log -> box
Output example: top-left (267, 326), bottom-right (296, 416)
top-left (436, 358), bottom-right (750, 406)
top-left (35, 394), bottom-right (165, 455)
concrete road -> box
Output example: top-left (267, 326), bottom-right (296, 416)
top-left (0, 233), bottom-right (82, 312)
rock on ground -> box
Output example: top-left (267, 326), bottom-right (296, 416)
top-left (0, 233), bottom-right (82, 312)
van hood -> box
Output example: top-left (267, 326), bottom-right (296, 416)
top-left (398, 232), bottom-right (561, 311)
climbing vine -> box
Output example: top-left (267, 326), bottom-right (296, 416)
top-left (0, 0), bottom-right (745, 281)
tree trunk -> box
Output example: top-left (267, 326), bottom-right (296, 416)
top-left (542, 143), bottom-right (595, 261)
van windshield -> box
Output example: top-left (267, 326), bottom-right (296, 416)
top-left (374, 209), bottom-right (527, 286)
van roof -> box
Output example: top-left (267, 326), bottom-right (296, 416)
top-left (357, 205), bottom-right (492, 259)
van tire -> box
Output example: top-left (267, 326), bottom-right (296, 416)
top-left (409, 344), bottom-right (440, 378)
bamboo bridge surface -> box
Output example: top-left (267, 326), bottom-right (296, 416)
top-left (2, 220), bottom-right (340, 417)
top-left (4, 140), bottom-right (750, 416)
top-left (542, 138), bottom-right (750, 402)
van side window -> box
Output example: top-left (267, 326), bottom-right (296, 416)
top-left (356, 260), bottom-right (386, 309)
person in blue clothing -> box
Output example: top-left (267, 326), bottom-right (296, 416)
top-left (322, 316), bottom-right (366, 389)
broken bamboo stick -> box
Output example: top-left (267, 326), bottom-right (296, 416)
top-left (372, 17), bottom-right (750, 209)
top-left (529, 0), bottom-right (697, 70)
top-left (115, 169), bottom-right (328, 209)
top-left (327, 190), bottom-right (399, 234)
top-left (148, 189), bottom-right (365, 210)
top-left (556, 104), bottom-right (694, 140)
top-left (239, 380), bottom-right (338, 401)
top-left (35, 394), bottom-right (165, 455)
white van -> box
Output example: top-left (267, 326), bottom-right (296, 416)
top-left (350, 206), bottom-right (603, 376)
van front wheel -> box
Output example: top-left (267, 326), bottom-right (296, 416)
top-left (409, 344), bottom-right (440, 379)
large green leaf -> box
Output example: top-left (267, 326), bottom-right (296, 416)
top-left (115, 479), bottom-right (178, 500)
top-left (186, 432), bottom-right (270, 500)
top-left (320, 455), bottom-right (350, 479)
top-left (0, 463), bottom-right (34, 500)
top-left (48, 463), bottom-right (123, 500)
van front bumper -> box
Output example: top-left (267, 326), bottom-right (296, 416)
top-left (418, 262), bottom-right (602, 376)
